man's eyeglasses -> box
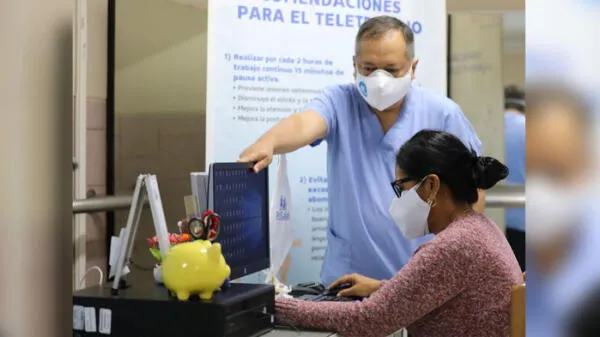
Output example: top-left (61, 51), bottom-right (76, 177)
top-left (390, 177), bottom-right (416, 198)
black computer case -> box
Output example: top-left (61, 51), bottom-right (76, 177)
top-left (73, 282), bottom-right (275, 337)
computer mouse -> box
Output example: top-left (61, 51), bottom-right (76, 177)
top-left (323, 282), bottom-right (353, 296)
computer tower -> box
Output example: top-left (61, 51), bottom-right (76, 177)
top-left (73, 282), bottom-right (274, 337)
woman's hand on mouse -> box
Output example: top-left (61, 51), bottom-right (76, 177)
top-left (329, 273), bottom-right (382, 298)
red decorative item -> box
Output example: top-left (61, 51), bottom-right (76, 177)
top-left (146, 214), bottom-right (220, 266)
top-left (201, 210), bottom-right (221, 241)
top-left (147, 235), bottom-right (159, 247)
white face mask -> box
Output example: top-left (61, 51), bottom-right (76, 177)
top-left (388, 181), bottom-right (432, 238)
top-left (527, 175), bottom-right (587, 246)
top-left (355, 69), bottom-right (412, 111)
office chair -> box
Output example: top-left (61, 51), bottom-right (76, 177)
top-left (510, 283), bottom-right (526, 337)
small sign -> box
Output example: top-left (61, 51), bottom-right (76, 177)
top-left (84, 307), bottom-right (97, 333)
top-left (98, 308), bottom-right (112, 335)
top-left (73, 305), bottom-right (84, 331)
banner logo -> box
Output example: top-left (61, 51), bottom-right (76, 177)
top-left (276, 195), bottom-right (290, 221)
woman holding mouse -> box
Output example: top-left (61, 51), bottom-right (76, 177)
top-left (275, 130), bottom-right (523, 337)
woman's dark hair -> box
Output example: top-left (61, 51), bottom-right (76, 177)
top-left (395, 130), bottom-right (509, 204)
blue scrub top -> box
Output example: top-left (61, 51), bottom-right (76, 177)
top-left (306, 83), bottom-right (482, 285)
top-left (526, 206), bottom-right (600, 337)
top-left (504, 111), bottom-right (526, 232)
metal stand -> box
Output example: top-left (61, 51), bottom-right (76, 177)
top-left (111, 174), bottom-right (170, 293)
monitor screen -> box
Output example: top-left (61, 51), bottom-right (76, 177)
top-left (209, 162), bottom-right (270, 280)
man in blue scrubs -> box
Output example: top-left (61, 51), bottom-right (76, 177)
top-left (526, 86), bottom-right (600, 337)
top-left (239, 16), bottom-right (484, 286)
top-left (503, 85), bottom-right (526, 271)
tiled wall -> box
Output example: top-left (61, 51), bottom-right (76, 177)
top-left (113, 111), bottom-right (206, 283)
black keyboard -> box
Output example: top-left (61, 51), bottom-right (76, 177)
top-left (296, 294), bottom-right (356, 302)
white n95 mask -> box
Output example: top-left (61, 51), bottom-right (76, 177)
top-left (355, 69), bottom-right (412, 111)
top-left (527, 175), bottom-right (587, 246)
top-left (388, 182), bottom-right (432, 238)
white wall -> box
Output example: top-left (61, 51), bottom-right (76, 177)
top-left (78, 0), bottom-right (109, 288)
top-left (88, 0), bottom-right (108, 99)
top-left (503, 53), bottom-right (525, 88)
top-left (1, 0), bottom-right (73, 334)
top-left (502, 11), bottom-right (525, 88)
top-left (449, 13), bottom-right (506, 227)
top-left (448, 0), bottom-right (524, 11)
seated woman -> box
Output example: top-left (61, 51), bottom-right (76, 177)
top-left (276, 130), bottom-right (524, 337)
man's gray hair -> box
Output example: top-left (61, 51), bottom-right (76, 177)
top-left (355, 16), bottom-right (415, 60)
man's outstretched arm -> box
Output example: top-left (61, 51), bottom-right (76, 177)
top-left (239, 111), bottom-right (327, 172)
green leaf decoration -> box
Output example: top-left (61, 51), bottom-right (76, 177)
top-left (149, 248), bottom-right (162, 262)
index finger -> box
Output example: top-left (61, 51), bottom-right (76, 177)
top-left (251, 158), bottom-right (271, 173)
top-left (238, 152), bottom-right (261, 163)
top-left (337, 286), bottom-right (357, 298)
top-left (328, 274), bottom-right (353, 289)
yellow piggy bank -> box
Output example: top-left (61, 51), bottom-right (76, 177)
top-left (161, 240), bottom-right (231, 301)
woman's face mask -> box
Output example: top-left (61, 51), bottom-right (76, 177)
top-left (388, 179), bottom-right (433, 238)
top-left (355, 68), bottom-right (412, 111)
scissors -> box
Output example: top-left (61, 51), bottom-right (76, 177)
top-left (188, 210), bottom-right (221, 241)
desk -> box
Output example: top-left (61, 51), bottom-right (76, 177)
top-left (265, 329), bottom-right (407, 336)
top-left (265, 330), bottom-right (335, 336)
